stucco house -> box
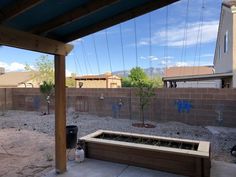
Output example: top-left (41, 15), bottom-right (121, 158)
top-left (213, 0), bottom-right (236, 87)
top-left (75, 73), bottom-right (121, 88)
top-left (163, 0), bottom-right (236, 88)
top-left (163, 66), bottom-right (221, 88)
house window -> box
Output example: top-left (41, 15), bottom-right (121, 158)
top-left (110, 83), bottom-right (117, 88)
top-left (224, 31), bottom-right (228, 53)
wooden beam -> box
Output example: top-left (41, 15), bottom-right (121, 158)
top-left (0, 0), bottom-right (44, 23)
top-left (54, 55), bottom-right (67, 174)
top-left (0, 26), bottom-right (73, 55)
top-left (30, 0), bottom-right (119, 35)
top-left (61, 0), bottom-right (179, 42)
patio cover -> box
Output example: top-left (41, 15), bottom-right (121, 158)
top-left (0, 0), bottom-right (179, 174)
top-left (0, 0), bottom-right (178, 43)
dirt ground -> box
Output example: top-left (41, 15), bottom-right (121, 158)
top-left (0, 110), bottom-right (236, 177)
top-left (0, 129), bottom-right (54, 177)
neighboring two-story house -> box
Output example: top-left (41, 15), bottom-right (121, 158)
top-left (163, 0), bottom-right (236, 88)
top-left (214, 0), bottom-right (236, 87)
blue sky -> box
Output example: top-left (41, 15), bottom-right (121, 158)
top-left (0, 0), bottom-right (223, 76)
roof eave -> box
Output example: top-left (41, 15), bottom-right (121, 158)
top-left (163, 72), bottom-right (233, 82)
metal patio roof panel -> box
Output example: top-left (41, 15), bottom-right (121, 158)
top-left (0, 0), bottom-right (15, 9)
top-left (51, 0), bottom-right (179, 42)
top-left (0, 0), bottom-right (179, 43)
top-left (3, 0), bottom-right (89, 30)
top-left (49, 0), bottom-right (148, 37)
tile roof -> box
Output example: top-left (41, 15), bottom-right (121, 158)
top-left (0, 72), bottom-right (35, 87)
top-left (76, 73), bottom-right (120, 80)
top-left (164, 66), bottom-right (214, 77)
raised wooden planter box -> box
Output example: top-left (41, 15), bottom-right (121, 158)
top-left (80, 130), bottom-right (211, 177)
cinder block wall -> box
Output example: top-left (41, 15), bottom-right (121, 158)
top-left (0, 88), bottom-right (13, 112)
top-left (6, 88), bottom-right (236, 127)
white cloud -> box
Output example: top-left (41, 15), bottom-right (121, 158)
top-left (159, 59), bottom-right (192, 67)
top-left (163, 60), bottom-right (213, 68)
top-left (160, 60), bottom-right (172, 65)
top-left (0, 61), bottom-right (74, 77)
top-left (174, 62), bottom-right (189, 67)
top-left (140, 55), bottom-right (159, 61)
top-left (140, 56), bottom-right (146, 60)
top-left (0, 61), bottom-right (25, 72)
top-left (149, 56), bottom-right (158, 61)
top-left (201, 53), bottom-right (214, 58)
top-left (162, 56), bottom-right (174, 59)
top-left (138, 20), bottom-right (219, 47)
top-left (139, 41), bottom-right (149, 46)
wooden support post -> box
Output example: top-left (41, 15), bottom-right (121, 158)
top-left (54, 55), bottom-right (67, 173)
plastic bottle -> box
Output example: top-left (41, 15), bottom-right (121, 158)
top-left (75, 146), bottom-right (84, 162)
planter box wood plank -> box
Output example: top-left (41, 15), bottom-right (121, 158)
top-left (80, 130), bottom-right (211, 177)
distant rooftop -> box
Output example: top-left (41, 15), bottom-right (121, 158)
top-left (0, 71), bottom-right (35, 87)
top-left (164, 66), bottom-right (214, 78)
top-left (76, 73), bottom-right (120, 80)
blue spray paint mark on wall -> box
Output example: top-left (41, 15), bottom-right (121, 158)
top-left (175, 100), bottom-right (192, 113)
top-left (112, 99), bottom-right (123, 118)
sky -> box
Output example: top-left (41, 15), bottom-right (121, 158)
top-left (0, 0), bottom-right (223, 76)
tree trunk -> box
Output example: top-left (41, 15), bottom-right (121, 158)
top-left (47, 102), bottom-right (50, 114)
top-left (141, 106), bottom-right (144, 126)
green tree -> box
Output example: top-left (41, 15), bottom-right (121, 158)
top-left (136, 79), bottom-right (155, 126)
top-left (121, 77), bottom-right (132, 87)
top-left (66, 73), bottom-right (76, 87)
top-left (40, 81), bottom-right (54, 114)
top-left (150, 75), bottom-right (163, 88)
top-left (121, 67), bottom-right (149, 87)
top-left (25, 55), bottom-right (54, 84)
top-left (129, 67), bottom-right (148, 86)
top-left (122, 67), bottom-right (155, 125)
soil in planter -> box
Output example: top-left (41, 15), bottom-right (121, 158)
top-left (96, 133), bottom-right (199, 151)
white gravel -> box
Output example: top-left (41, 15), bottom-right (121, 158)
top-left (0, 110), bottom-right (236, 163)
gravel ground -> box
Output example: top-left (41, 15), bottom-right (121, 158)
top-left (1, 110), bottom-right (236, 164)
top-left (0, 128), bottom-right (54, 177)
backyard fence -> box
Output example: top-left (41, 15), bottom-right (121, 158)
top-left (1, 88), bottom-right (236, 127)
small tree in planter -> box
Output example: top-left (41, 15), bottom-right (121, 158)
top-left (40, 81), bottom-right (54, 115)
top-left (128, 67), bottom-right (156, 128)
top-left (136, 80), bottom-right (155, 127)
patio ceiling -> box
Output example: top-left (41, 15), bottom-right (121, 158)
top-left (0, 0), bottom-right (179, 43)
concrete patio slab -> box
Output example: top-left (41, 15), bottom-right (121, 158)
top-left (118, 166), bottom-right (184, 177)
top-left (43, 158), bottom-right (185, 177)
top-left (43, 159), bottom-right (236, 177)
top-left (211, 160), bottom-right (236, 177)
